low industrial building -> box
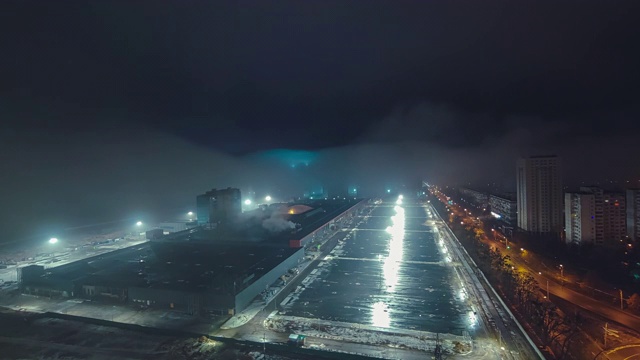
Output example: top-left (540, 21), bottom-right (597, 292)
top-left (18, 198), bottom-right (364, 316)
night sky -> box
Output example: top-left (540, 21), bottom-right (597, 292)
top-left (2, 1), bottom-right (640, 242)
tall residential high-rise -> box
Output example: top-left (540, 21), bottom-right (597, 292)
top-left (196, 188), bottom-right (242, 226)
top-left (602, 192), bottom-right (626, 246)
top-left (516, 156), bottom-right (563, 234)
top-left (580, 187), bottom-right (604, 244)
top-left (580, 187), bottom-right (626, 246)
top-left (627, 189), bottom-right (640, 242)
top-left (564, 192), bottom-right (596, 245)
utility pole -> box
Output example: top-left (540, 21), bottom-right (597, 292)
top-left (434, 333), bottom-right (443, 360)
top-left (619, 289), bottom-right (624, 310)
top-left (547, 280), bottom-right (550, 299)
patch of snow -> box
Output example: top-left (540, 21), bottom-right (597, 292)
top-left (264, 314), bottom-right (470, 354)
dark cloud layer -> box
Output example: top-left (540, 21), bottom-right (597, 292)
top-left (3, 1), bottom-right (640, 152)
top-left (2, 1), bottom-right (640, 243)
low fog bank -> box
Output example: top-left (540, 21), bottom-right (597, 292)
top-left (2, 103), bottom-right (639, 245)
top-left (0, 122), bottom-right (308, 245)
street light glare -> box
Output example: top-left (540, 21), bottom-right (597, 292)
top-left (136, 221), bottom-right (143, 226)
top-left (48, 237), bottom-right (58, 244)
top-left (188, 211), bottom-right (193, 216)
top-left (244, 199), bottom-right (252, 205)
top-left (265, 195), bottom-right (272, 202)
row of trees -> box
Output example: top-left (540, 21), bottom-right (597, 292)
top-left (628, 293), bottom-right (640, 310)
top-left (433, 199), bottom-right (580, 358)
top-left (463, 222), bottom-right (581, 359)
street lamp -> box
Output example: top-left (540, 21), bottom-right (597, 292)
top-left (265, 195), bottom-right (272, 202)
top-left (48, 237), bottom-right (58, 245)
top-left (136, 221), bottom-right (143, 226)
top-left (244, 199), bottom-right (252, 206)
top-left (559, 264), bottom-right (564, 278)
top-left (188, 211), bottom-right (193, 216)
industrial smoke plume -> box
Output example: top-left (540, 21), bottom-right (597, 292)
top-left (262, 213), bottom-right (296, 234)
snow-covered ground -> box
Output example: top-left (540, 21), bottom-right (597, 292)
top-left (248, 351), bottom-right (300, 360)
top-left (221, 300), bottom-right (267, 329)
top-left (265, 313), bottom-right (471, 355)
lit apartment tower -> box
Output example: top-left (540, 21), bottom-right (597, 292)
top-left (196, 188), bottom-right (242, 226)
top-left (489, 193), bottom-right (517, 225)
top-left (516, 156), bottom-right (563, 234)
top-left (602, 192), bottom-right (626, 246)
top-left (564, 192), bottom-right (596, 245)
top-left (579, 187), bottom-right (627, 246)
top-left (627, 189), bottom-right (640, 242)
top-left (580, 187), bottom-right (604, 245)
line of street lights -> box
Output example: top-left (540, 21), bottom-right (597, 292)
top-left (48, 219), bottom-right (146, 247)
top-left (244, 195), bottom-right (273, 207)
top-left (46, 195), bottom-right (270, 249)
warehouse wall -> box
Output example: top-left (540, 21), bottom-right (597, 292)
top-left (234, 248), bottom-right (304, 312)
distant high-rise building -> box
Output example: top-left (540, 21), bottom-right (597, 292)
top-left (602, 192), bottom-right (626, 246)
top-left (489, 193), bottom-right (517, 225)
top-left (564, 192), bottom-right (596, 245)
top-left (196, 188), bottom-right (242, 226)
top-left (516, 156), bottom-right (563, 234)
top-left (580, 187), bottom-right (604, 245)
top-left (580, 187), bottom-right (626, 246)
top-left (627, 189), bottom-right (640, 242)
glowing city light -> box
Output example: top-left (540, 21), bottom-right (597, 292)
top-left (48, 237), bottom-right (58, 244)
